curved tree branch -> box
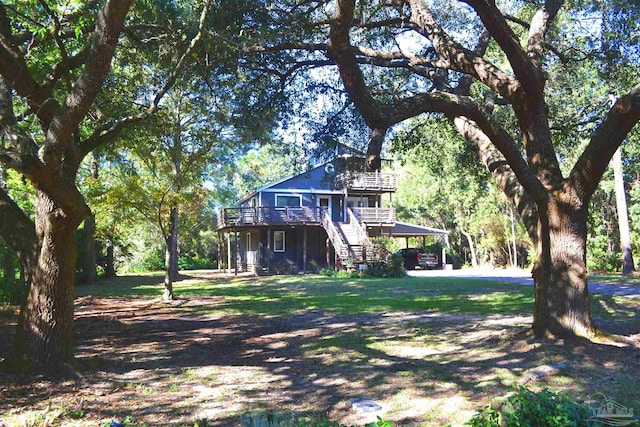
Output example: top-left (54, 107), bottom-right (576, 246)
top-left (527, 0), bottom-right (563, 68)
top-left (407, 0), bottom-right (524, 102)
top-left (570, 83), bottom-right (640, 199)
top-left (460, 0), bottom-right (545, 96)
top-left (39, 0), bottom-right (134, 166)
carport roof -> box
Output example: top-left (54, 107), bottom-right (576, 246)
top-left (390, 222), bottom-right (449, 237)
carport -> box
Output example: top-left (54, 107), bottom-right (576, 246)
top-left (390, 222), bottom-right (451, 268)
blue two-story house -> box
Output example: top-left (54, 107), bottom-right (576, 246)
top-left (215, 157), bottom-right (448, 274)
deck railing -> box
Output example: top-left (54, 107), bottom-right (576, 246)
top-left (216, 206), bottom-right (325, 229)
top-left (336, 171), bottom-right (397, 191)
top-left (351, 207), bottom-right (396, 224)
top-left (321, 211), bottom-right (349, 261)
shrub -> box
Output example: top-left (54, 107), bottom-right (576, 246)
top-left (178, 254), bottom-right (216, 270)
top-left (464, 386), bottom-right (589, 427)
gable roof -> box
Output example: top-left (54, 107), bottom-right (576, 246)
top-left (238, 162), bottom-right (329, 204)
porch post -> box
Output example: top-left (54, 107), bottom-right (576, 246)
top-left (267, 227), bottom-right (271, 273)
top-left (326, 237), bottom-right (331, 269)
top-left (405, 236), bottom-right (409, 248)
top-left (235, 230), bottom-right (239, 276)
top-left (227, 231), bottom-right (232, 274)
top-left (217, 232), bottom-right (222, 272)
top-left (303, 226), bottom-right (307, 274)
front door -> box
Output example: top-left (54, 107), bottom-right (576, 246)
top-left (318, 196), bottom-right (332, 220)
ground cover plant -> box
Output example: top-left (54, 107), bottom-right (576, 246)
top-left (1, 271), bottom-right (638, 426)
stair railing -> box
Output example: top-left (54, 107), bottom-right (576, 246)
top-left (347, 208), bottom-right (376, 261)
top-left (321, 211), bottom-right (349, 261)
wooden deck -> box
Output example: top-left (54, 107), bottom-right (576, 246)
top-left (215, 206), bottom-right (325, 230)
top-left (351, 207), bottom-right (396, 225)
top-left (336, 171), bottom-right (397, 191)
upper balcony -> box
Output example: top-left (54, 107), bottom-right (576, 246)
top-left (351, 207), bottom-right (396, 226)
top-left (336, 171), bottom-right (397, 192)
top-left (216, 206), bottom-right (325, 230)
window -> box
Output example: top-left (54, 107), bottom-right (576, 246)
top-left (275, 194), bottom-right (302, 207)
top-left (274, 231), bottom-right (285, 252)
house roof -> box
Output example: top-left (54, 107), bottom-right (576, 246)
top-left (237, 163), bottom-right (326, 204)
top-left (390, 222), bottom-right (449, 237)
top-left (236, 155), bottom-right (395, 205)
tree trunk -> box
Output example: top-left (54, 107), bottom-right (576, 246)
top-left (105, 236), bottom-right (116, 278)
top-left (163, 206), bottom-right (179, 301)
top-left (532, 194), bottom-right (595, 338)
top-left (11, 190), bottom-right (82, 369)
top-left (460, 228), bottom-right (478, 268)
top-left (612, 148), bottom-right (635, 275)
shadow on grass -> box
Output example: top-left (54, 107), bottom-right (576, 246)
top-left (1, 273), bottom-right (638, 426)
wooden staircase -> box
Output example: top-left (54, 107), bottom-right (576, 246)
top-left (321, 209), bottom-right (375, 266)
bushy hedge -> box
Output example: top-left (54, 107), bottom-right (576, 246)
top-left (462, 386), bottom-right (590, 427)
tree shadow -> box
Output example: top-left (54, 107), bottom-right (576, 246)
top-left (1, 281), bottom-right (638, 426)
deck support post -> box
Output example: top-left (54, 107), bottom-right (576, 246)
top-left (227, 231), bottom-right (232, 274)
top-left (217, 233), bottom-right (222, 272)
top-left (326, 238), bottom-right (331, 269)
top-left (267, 227), bottom-right (271, 273)
top-left (235, 230), bottom-right (239, 276)
top-left (303, 227), bottom-right (307, 274)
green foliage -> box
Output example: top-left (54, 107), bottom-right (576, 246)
top-left (127, 248), bottom-right (165, 273)
top-left (464, 386), bottom-right (589, 427)
top-left (316, 254), bottom-right (406, 279)
top-left (178, 254), bottom-right (216, 270)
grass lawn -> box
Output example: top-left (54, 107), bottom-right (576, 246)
top-left (1, 271), bottom-right (638, 426)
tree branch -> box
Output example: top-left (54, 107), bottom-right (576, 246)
top-left (150, 0), bottom-right (212, 112)
top-left (527, 0), bottom-right (563, 69)
top-left (407, 0), bottom-right (524, 102)
top-left (328, 0), bottom-right (388, 129)
top-left (0, 4), bottom-right (58, 128)
top-left (570, 83), bottom-right (640, 199)
top-left (460, 0), bottom-right (545, 96)
top-left (39, 0), bottom-right (135, 166)
top-left (79, 0), bottom-right (212, 163)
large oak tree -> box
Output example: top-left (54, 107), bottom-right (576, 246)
top-left (0, 0), bottom-right (210, 370)
top-left (320, 0), bottom-right (640, 338)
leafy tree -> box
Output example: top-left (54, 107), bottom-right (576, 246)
top-left (320, 0), bottom-right (640, 338)
top-left (0, 0), bottom-right (211, 370)
top-left (102, 82), bottom-right (238, 300)
top-left (392, 123), bottom-right (529, 268)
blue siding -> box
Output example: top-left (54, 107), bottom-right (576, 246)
top-left (270, 165), bottom-right (336, 191)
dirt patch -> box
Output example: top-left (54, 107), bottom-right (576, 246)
top-left (1, 293), bottom-right (639, 426)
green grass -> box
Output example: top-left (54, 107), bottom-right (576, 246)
top-left (588, 272), bottom-right (640, 286)
top-left (76, 273), bottom-right (640, 323)
top-left (77, 274), bottom-right (537, 316)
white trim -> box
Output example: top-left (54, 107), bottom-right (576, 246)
top-left (263, 188), bottom-right (343, 195)
top-left (275, 193), bottom-right (302, 207)
top-left (274, 231), bottom-right (285, 252)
